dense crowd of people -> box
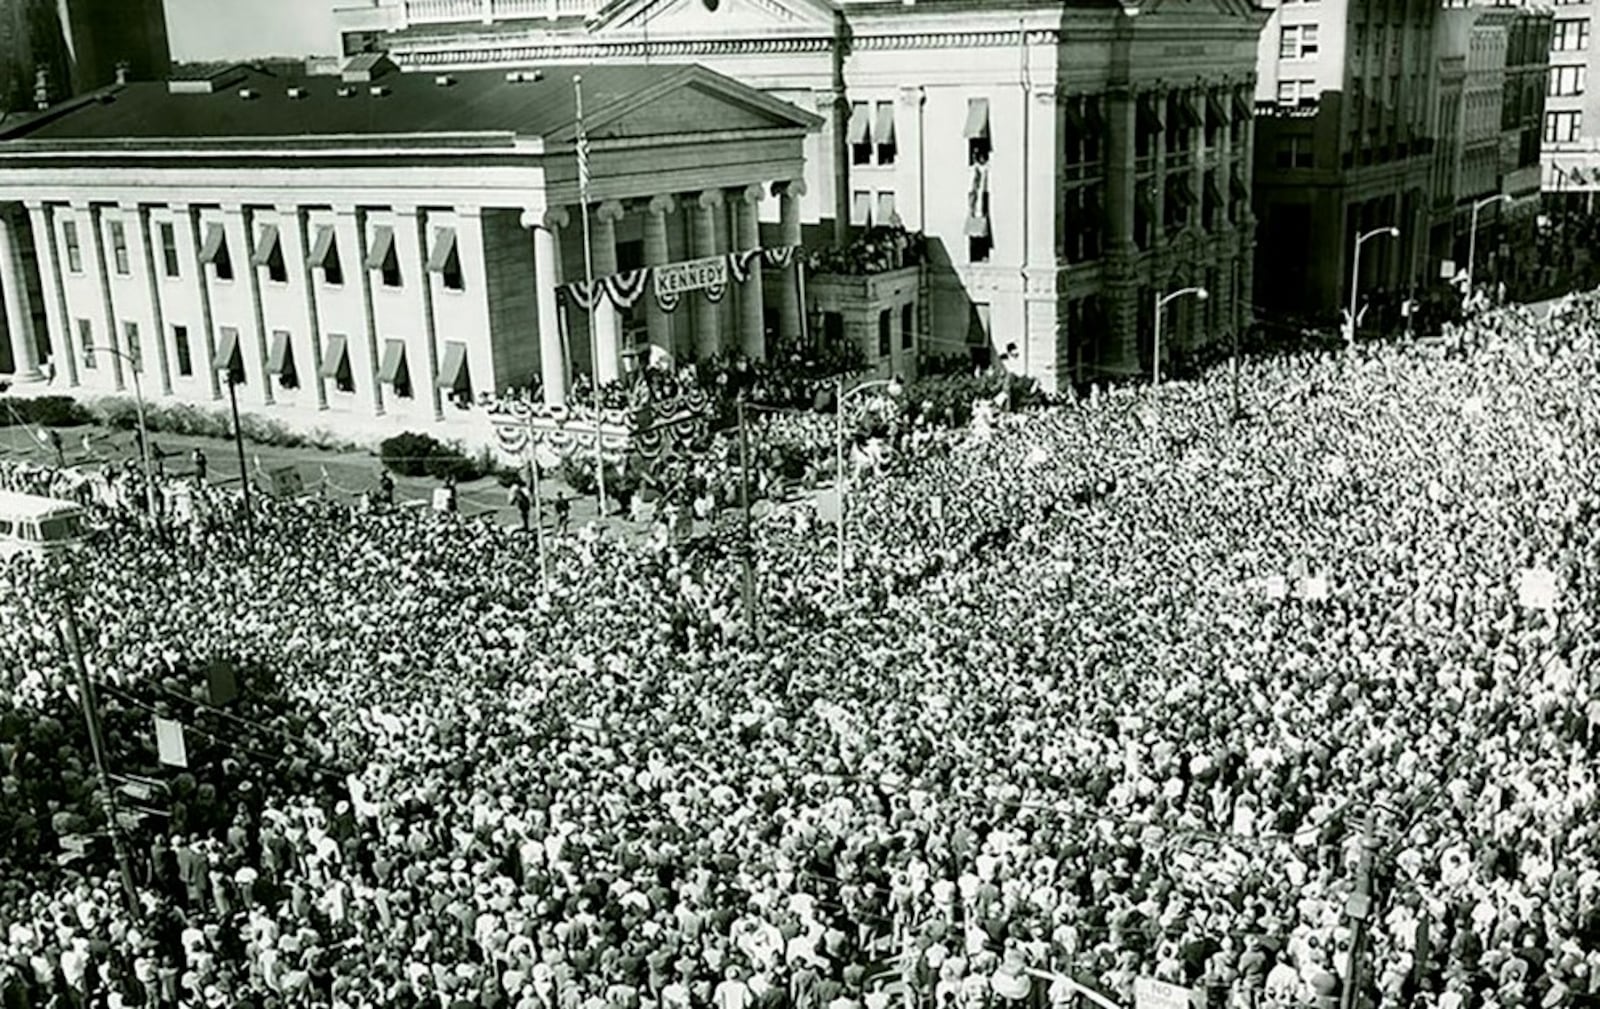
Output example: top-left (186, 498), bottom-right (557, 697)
top-left (2, 294), bottom-right (1599, 1009)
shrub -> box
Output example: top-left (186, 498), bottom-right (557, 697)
top-left (0, 396), bottom-right (93, 428)
top-left (559, 454), bottom-right (638, 500)
top-left (379, 431), bottom-right (490, 482)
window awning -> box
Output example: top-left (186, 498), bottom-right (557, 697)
top-left (875, 102), bottom-right (896, 145)
top-left (1171, 92), bottom-right (1203, 130)
top-left (309, 225), bottom-right (338, 269)
top-left (1233, 88), bottom-right (1253, 122)
top-left (876, 193), bottom-right (898, 226)
top-left (1208, 90), bottom-right (1230, 125)
top-left (213, 327), bottom-right (242, 375)
top-left (1230, 168), bottom-right (1251, 201)
top-left (964, 98), bottom-right (991, 140)
top-left (426, 228), bottom-right (458, 272)
top-left (364, 225), bottom-right (395, 269)
top-left (964, 215), bottom-right (991, 238)
top-left (198, 224), bottom-right (228, 265)
top-left (848, 103), bottom-right (871, 145)
top-left (1138, 94), bottom-right (1163, 134)
top-left (852, 191), bottom-right (872, 226)
top-left (250, 224), bottom-right (281, 267)
top-left (1205, 172), bottom-right (1225, 207)
top-left (378, 338), bottom-right (408, 384)
top-left (266, 331), bottom-right (292, 375)
top-left (318, 334), bottom-right (349, 379)
top-left (436, 340), bottom-right (469, 392)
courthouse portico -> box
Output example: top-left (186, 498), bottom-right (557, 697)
top-left (0, 60), bottom-right (817, 438)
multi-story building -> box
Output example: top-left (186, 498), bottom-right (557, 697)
top-left (0, 0), bottom-right (169, 111)
top-left (326, 0), bottom-right (1267, 393)
top-left (1497, 5), bottom-right (1550, 296)
top-left (0, 61), bottom-right (818, 447)
top-left (1252, 0), bottom-right (1440, 328)
top-left (1543, 0), bottom-right (1598, 200)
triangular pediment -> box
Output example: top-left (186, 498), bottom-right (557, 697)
top-left (544, 64), bottom-right (821, 144)
top-left (591, 0), bottom-right (835, 35)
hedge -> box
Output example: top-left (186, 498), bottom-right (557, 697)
top-left (379, 431), bottom-right (496, 483)
top-left (81, 397), bottom-right (360, 452)
top-left (0, 396), bottom-right (94, 428)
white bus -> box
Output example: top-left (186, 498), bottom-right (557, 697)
top-left (0, 491), bottom-right (90, 560)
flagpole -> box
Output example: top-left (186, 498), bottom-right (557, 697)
top-left (575, 74), bottom-right (609, 519)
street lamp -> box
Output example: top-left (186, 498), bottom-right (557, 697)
top-left (833, 375), bottom-right (900, 594)
top-left (1152, 286), bottom-right (1208, 387)
top-left (1467, 193), bottom-right (1512, 306)
top-left (1347, 226), bottom-right (1400, 350)
top-left (87, 344), bottom-right (157, 525)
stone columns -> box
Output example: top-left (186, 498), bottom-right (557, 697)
top-left (1152, 86), bottom-right (1169, 256)
top-left (643, 195), bottom-right (675, 362)
top-left (232, 205), bottom-right (273, 406)
top-left (898, 86), bottom-right (927, 232)
top-left (774, 180), bottom-right (806, 350)
top-left (591, 200), bottom-right (624, 385)
top-left (176, 204), bottom-right (222, 401)
top-left (24, 202), bottom-right (74, 387)
top-left (126, 202), bottom-right (174, 396)
top-left (1103, 86), bottom-right (1140, 376)
top-left (398, 204), bottom-right (444, 419)
top-left (693, 190), bottom-right (724, 359)
top-left (0, 207), bottom-right (42, 383)
top-left (84, 204), bottom-right (124, 391)
top-left (735, 184), bottom-right (765, 361)
top-left (339, 205), bottom-right (385, 417)
top-left (284, 205), bottom-right (328, 410)
top-left (525, 207), bottom-right (568, 407)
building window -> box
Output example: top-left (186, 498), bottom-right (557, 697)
top-left (1553, 18), bottom-right (1589, 51)
top-left (62, 220), bottom-right (82, 273)
top-left (967, 189), bottom-right (992, 263)
top-left (78, 320), bottom-right (94, 369)
top-left (851, 190), bottom-right (872, 227)
top-left (268, 330), bottom-right (298, 389)
top-left (123, 322), bottom-right (141, 371)
top-left (875, 102), bottom-right (897, 165)
top-left (1551, 65), bottom-right (1587, 96)
top-left (311, 225), bottom-right (343, 286)
top-left (965, 98), bottom-right (992, 165)
top-left (900, 303), bottom-right (914, 351)
top-left (822, 311), bottom-right (844, 349)
top-left (158, 222), bottom-right (180, 278)
top-left (366, 225), bottom-right (401, 289)
top-left (1547, 109), bottom-right (1583, 142)
top-left (173, 324), bottom-right (192, 377)
top-left (1280, 24), bottom-right (1320, 59)
top-left (321, 334), bottom-right (356, 393)
top-left (849, 102), bottom-right (872, 166)
top-left (109, 220), bottom-right (130, 276)
top-left (200, 224), bottom-right (233, 281)
top-left (254, 225), bottom-right (288, 284)
top-left (1277, 79), bottom-right (1315, 106)
top-left (427, 227), bottom-right (464, 292)
top-left (877, 309), bottom-right (892, 358)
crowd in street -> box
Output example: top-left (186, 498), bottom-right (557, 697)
top-left (2, 294), bottom-right (1599, 1009)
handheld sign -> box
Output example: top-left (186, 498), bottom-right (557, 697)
top-left (1134, 978), bottom-right (1196, 1009)
top-left (1265, 575), bottom-right (1289, 601)
top-left (1518, 567), bottom-right (1559, 611)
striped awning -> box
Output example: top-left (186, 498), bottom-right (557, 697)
top-left (436, 341), bottom-right (469, 392)
top-left (378, 338), bottom-right (408, 384)
top-left (318, 334), bottom-right (349, 379)
top-left (426, 227), bottom-right (458, 272)
top-left (364, 225), bottom-right (395, 269)
top-left (250, 224), bottom-right (281, 267)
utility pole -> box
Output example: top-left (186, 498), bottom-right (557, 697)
top-left (58, 600), bottom-right (141, 920)
top-left (735, 396), bottom-right (757, 639)
top-left (1340, 810), bottom-right (1379, 1009)
top-left (224, 371), bottom-right (255, 550)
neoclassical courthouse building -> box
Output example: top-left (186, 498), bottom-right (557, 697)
top-left (0, 0), bottom-right (1266, 445)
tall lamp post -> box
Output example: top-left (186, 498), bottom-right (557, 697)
top-left (1347, 226), bottom-right (1400, 350)
top-left (88, 344), bottom-right (157, 525)
top-left (215, 359), bottom-right (255, 549)
top-left (1467, 193), bottom-right (1511, 306)
top-left (1152, 286), bottom-right (1208, 387)
top-left (833, 376), bottom-right (900, 595)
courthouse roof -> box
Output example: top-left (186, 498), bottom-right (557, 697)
top-left (0, 62), bottom-right (818, 148)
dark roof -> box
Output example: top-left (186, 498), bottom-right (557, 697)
top-left (0, 63), bottom-right (722, 144)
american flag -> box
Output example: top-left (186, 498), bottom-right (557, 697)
top-left (574, 75), bottom-right (591, 195)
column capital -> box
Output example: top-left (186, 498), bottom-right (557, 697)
top-left (647, 194), bottom-right (676, 217)
top-left (390, 204), bottom-right (419, 218)
top-left (21, 199), bottom-right (45, 214)
top-left (115, 200), bottom-right (143, 214)
top-left (697, 189), bottom-right (725, 211)
top-left (275, 203), bottom-right (303, 218)
top-left (772, 178), bottom-right (808, 200)
top-left (735, 184), bottom-right (764, 207)
top-left (899, 85), bottom-right (925, 107)
top-left (596, 200), bottom-right (626, 224)
top-left (333, 204), bottom-right (363, 219)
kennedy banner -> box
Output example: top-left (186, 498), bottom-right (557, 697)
top-left (654, 254), bottom-right (728, 297)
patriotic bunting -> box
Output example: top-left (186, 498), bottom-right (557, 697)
top-left (602, 268), bottom-right (651, 310)
top-left (557, 244), bottom-right (800, 314)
